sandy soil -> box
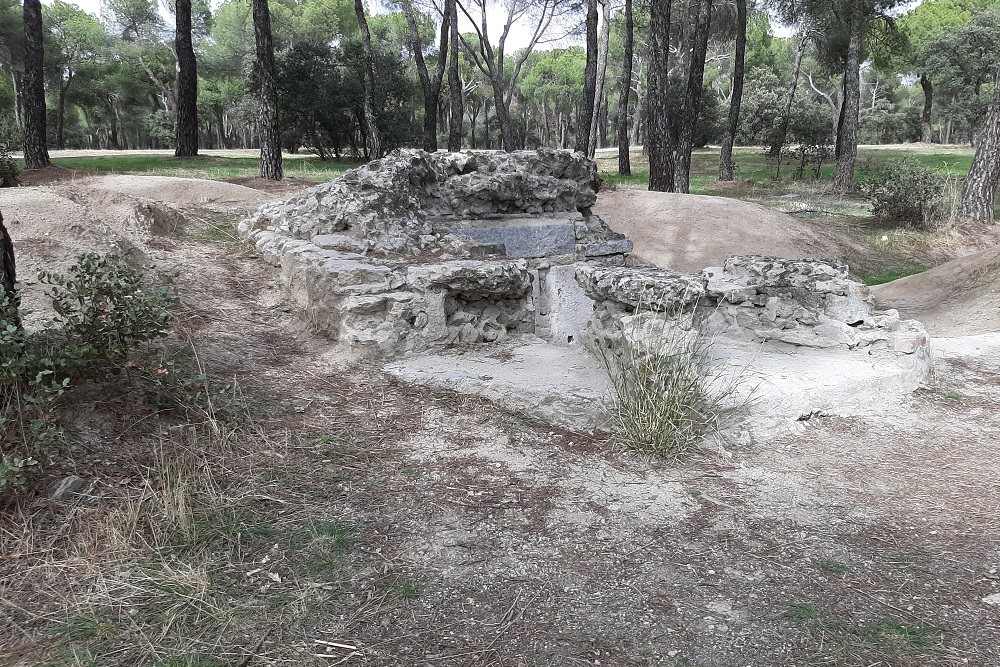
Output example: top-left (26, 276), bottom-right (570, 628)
top-left (0, 175), bottom-right (275, 322)
top-left (873, 245), bottom-right (1000, 336)
top-left (594, 190), bottom-right (861, 271)
top-left (3, 176), bottom-right (999, 666)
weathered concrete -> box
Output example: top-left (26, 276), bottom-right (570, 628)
top-left (385, 338), bottom-right (611, 431)
top-left (385, 335), bottom-right (932, 435)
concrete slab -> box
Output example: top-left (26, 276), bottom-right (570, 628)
top-left (385, 338), bottom-right (612, 432)
top-left (385, 336), bottom-right (931, 437)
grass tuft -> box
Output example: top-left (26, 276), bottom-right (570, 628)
top-left (598, 306), bottom-right (754, 459)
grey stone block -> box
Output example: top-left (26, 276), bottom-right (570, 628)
top-left (450, 219), bottom-right (577, 258)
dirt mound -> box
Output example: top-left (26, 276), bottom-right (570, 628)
top-left (594, 190), bottom-right (851, 271)
top-left (872, 246), bottom-right (1000, 336)
top-left (85, 175), bottom-right (273, 206)
top-left (0, 175), bottom-right (273, 324)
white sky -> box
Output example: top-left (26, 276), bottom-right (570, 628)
top-left (49, 0), bottom-right (895, 51)
top-left (47, 0), bottom-right (552, 52)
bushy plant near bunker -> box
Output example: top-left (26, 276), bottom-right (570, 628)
top-left (598, 306), bottom-right (753, 459)
top-left (0, 253), bottom-right (177, 490)
top-left (858, 157), bottom-right (960, 228)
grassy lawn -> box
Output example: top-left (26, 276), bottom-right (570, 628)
top-left (597, 145), bottom-right (975, 193)
top-left (20, 153), bottom-right (362, 182)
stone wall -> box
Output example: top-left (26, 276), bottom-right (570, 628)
top-left (577, 256), bottom-right (929, 357)
top-left (241, 149), bottom-right (630, 357)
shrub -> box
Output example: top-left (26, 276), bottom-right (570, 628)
top-left (598, 309), bottom-right (751, 459)
top-left (0, 253), bottom-right (177, 491)
top-left (858, 157), bottom-right (950, 227)
top-left (0, 148), bottom-right (18, 187)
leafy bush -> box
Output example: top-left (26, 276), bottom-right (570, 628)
top-left (0, 148), bottom-right (18, 187)
top-left (858, 157), bottom-right (951, 227)
top-left (598, 310), bottom-right (751, 459)
top-left (1, 253), bottom-right (177, 491)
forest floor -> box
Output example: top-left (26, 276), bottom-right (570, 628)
top-left (2, 151), bottom-right (999, 667)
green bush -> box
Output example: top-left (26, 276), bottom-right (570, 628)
top-left (858, 157), bottom-right (949, 227)
top-left (0, 148), bottom-right (18, 187)
top-left (1, 253), bottom-right (177, 491)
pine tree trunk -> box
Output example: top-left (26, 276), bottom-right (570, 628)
top-left (588, 0), bottom-right (611, 158)
top-left (920, 74), bottom-right (934, 144)
top-left (492, 82), bottom-right (516, 151)
top-left (647, 0), bottom-right (674, 192)
top-left (0, 212), bottom-right (15, 318)
top-left (355, 0), bottom-right (383, 159)
top-left (674, 0), bottom-right (712, 193)
top-left (719, 0), bottom-right (746, 181)
top-left (174, 0), bottom-right (199, 157)
top-left (960, 70), bottom-right (1000, 222)
top-left (769, 30), bottom-right (806, 158)
top-left (616, 0), bottom-right (634, 176)
top-left (832, 2), bottom-right (864, 193)
top-left (402, 0), bottom-right (447, 152)
top-left (57, 81), bottom-right (67, 150)
top-left (447, 0), bottom-right (463, 151)
top-left (21, 0), bottom-right (50, 169)
top-left (252, 0), bottom-right (283, 180)
top-left (576, 0), bottom-right (598, 155)
top-left (10, 72), bottom-right (22, 129)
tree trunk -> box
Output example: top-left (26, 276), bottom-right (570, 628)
top-left (493, 84), bottom-right (516, 151)
top-left (674, 0), bottom-right (712, 193)
top-left (576, 0), bottom-right (598, 155)
top-left (588, 0), bottom-right (611, 158)
top-left (253, 0), bottom-right (283, 179)
top-left (719, 0), bottom-right (746, 181)
top-left (647, 0), bottom-right (674, 191)
top-left (354, 0), bottom-right (383, 159)
top-left (0, 212), bottom-right (16, 319)
top-left (57, 80), bottom-right (67, 150)
top-left (174, 0), bottom-right (199, 157)
top-left (769, 30), bottom-right (807, 158)
top-left (616, 0), bottom-right (634, 176)
top-left (402, 0), bottom-right (448, 152)
top-left (446, 0), bottom-right (462, 151)
top-left (21, 0), bottom-right (50, 169)
top-left (832, 2), bottom-right (864, 193)
top-left (960, 70), bottom-right (1000, 222)
top-left (10, 72), bottom-right (22, 129)
top-left (919, 74), bottom-right (934, 144)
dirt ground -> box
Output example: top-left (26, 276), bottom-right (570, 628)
top-left (594, 190), bottom-right (865, 271)
top-left (873, 245), bottom-right (1000, 336)
top-left (2, 179), bottom-right (999, 667)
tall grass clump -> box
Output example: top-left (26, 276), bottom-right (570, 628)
top-left (598, 307), bottom-right (752, 459)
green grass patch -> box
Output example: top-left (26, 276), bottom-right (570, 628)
top-left (859, 265), bottom-right (929, 286)
top-left (783, 602), bottom-right (946, 657)
top-left (869, 616), bottom-right (946, 650)
top-left (816, 559), bottom-right (850, 575)
top-left (26, 154), bottom-right (360, 182)
top-left (597, 145), bottom-right (974, 192)
top-left (60, 613), bottom-right (119, 641)
top-left (378, 575), bottom-right (421, 600)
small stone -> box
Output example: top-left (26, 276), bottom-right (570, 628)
top-left (50, 475), bottom-right (87, 501)
top-left (982, 593), bottom-right (1000, 606)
